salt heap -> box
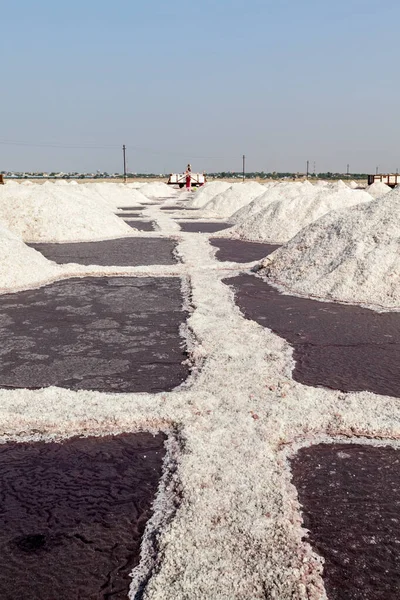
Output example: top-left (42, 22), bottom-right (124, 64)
top-left (233, 182), bottom-right (372, 243)
top-left (0, 183), bottom-right (133, 242)
top-left (81, 182), bottom-right (149, 208)
top-left (0, 222), bottom-right (59, 290)
top-left (201, 182), bottom-right (265, 218)
top-left (188, 181), bottom-right (232, 208)
top-left (366, 181), bottom-right (391, 199)
top-left (140, 181), bottom-right (176, 199)
top-left (348, 180), bottom-right (359, 189)
top-left (230, 181), bottom-right (307, 224)
top-left (259, 187), bottom-right (400, 308)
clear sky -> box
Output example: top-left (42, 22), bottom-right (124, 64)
top-left (2, 0), bottom-right (399, 174)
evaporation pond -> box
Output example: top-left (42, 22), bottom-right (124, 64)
top-left (178, 221), bottom-right (232, 233)
top-left (211, 239), bottom-right (280, 263)
top-left (291, 443), bottom-right (400, 600)
top-left (29, 238), bottom-right (177, 266)
top-left (0, 276), bottom-right (189, 392)
top-left (227, 273), bottom-right (400, 397)
top-left (0, 432), bottom-right (166, 600)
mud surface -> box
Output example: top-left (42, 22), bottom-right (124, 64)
top-left (0, 432), bottom-right (166, 600)
top-left (178, 221), bottom-right (232, 233)
top-left (124, 220), bottom-right (155, 232)
top-left (0, 277), bottom-right (189, 392)
top-left (116, 206), bottom-right (143, 211)
top-left (211, 239), bottom-right (280, 263)
top-left (160, 206), bottom-right (197, 211)
top-left (117, 212), bottom-right (142, 218)
top-left (227, 274), bottom-right (400, 397)
top-left (291, 443), bottom-right (400, 600)
top-left (29, 238), bottom-right (177, 266)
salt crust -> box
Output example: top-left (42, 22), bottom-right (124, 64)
top-left (200, 182), bottom-right (266, 218)
top-left (259, 187), bottom-right (400, 309)
top-left (229, 182), bottom-right (373, 243)
top-left (0, 183), bottom-right (400, 598)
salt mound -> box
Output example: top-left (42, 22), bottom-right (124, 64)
top-left (81, 182), bottom-right (149, 208)
top-left (233, 185), bottom-right (372, 243)
top-left (140, 181), bottom-right (175, 199)
top-left (0, 222), bottom-right (59, 290)
top-left (259, 188), bottom-right (400, 308)
top-left (201, 182), bottom-right (265, 218)
top-left (366, 181), bottom-right (391, 199)
top-left (230, 182), bottom-right (307, 224)
top-left (348, 180), bottom-right (359, 189)
top-left (188, 182), bottom-right (232, 208)
top-left (0, 183), bottom-right (133, 242)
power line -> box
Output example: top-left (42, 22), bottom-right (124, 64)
top-left (0, 139), bottom-right (239, 160)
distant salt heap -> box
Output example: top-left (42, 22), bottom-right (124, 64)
top-left (188, 181), bottom-right (232, 208)
top-left (140, 181), bottom-right (176, 199)
top-left (232, 182), bottom-right (372, 243)
top-left (230, 181), bottom-right (309, 224)
top-left (201, 182), bottom-right (265, 218)
top-left (81, 182), bottom-right (149, 208)
top-left (0, 222), bottom-right (59, 290)
top-left (0, 183), bottom-right (133, 242)
top-left (348, 180), bottom-right (359, 189)
top-left (366, 181), bottom-right (391, 199)
top-left (259, 187), bottom-right (400, 308)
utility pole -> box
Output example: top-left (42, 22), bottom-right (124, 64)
top-left (313, 161), bottom-right (316, 176)
top-left (123, 144), bottom-right (127, 183)
top-left (347, 164), bottom-right (350, 177)
top-left (306, 160), bottom-right (309, 179)
top-left (376, 166), bottom-right (379, 175)
top-left (242, 155), bottom-right (246, 182)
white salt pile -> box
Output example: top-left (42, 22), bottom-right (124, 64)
top-left (0, 183), bottom-right (133, 242)
top-left (81, 182), bottom-right (149, 208)
top-left (348, 180), bottom-right (359, 189)
top-left (140, 181), bottom-right (176, 199)
top-left (230, 181), bottom-right (308, 224)
top-left (259, 187), bottom-right (400, 308)
top-left (366, 181), bottom-right (391, 199)
top-left (0, 222), bottom-right (59, 290)
top-left (233, 183), bottom-right (372, 243)
top-left (188, 181), bottom-right (232, 208)
top-left (201, 182), bottom-right (265, 218)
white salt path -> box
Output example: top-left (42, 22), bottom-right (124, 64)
top-left (1, 181), bottom-right (400, 599)
top-left (260, 186), bottom-right (400, 308)
top-left (231, 183), bottom-right (372, 243)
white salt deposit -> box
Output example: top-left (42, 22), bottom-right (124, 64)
top-left (260, 187), bottom-right (400, 308)
top-left (201, 181), bottom-right (266, 218)
top-left (230, 181), bottom-right (309, 224)
top-left (81, 182), bottom-right (149, 208)
top-left (366, 181), bottom-right (391, 199)
top-left (2, 183), bottom-right (400, 599)
top-left (0, 222), bottom-right (59, 290)
top-left (140, 181), bottom-right (176, 199)
top-left (188, 181), bottom-right (232, 208)
top-left (348, 180), bottom-right (359, 189)
top-left (232, 184), bottom-right (372, 243)
top-left (0, 183), bottom-right (133, 242)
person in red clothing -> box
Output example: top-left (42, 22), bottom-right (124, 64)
top-left (185, 163), bottom-right (192, 191)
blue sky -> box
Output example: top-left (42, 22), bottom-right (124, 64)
top-left (1, 0), bottom-right (399, 173)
